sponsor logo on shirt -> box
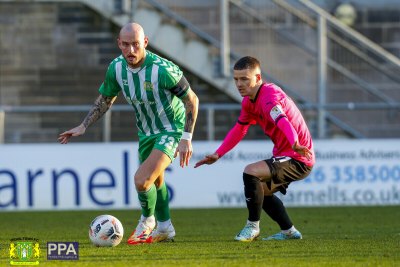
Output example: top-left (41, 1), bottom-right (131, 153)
top-left (132, 100), bottom-right (156, 106)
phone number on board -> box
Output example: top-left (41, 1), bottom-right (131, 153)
top-left (304, 165), bottom-right (400, 183)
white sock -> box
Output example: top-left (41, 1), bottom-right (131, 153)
top-left (140, 215), bottom-right (155, 228)
top-left (157, 219), bottom-right (172, 230)
top-left (247, 220), bottom-right (260, 229)
top-left (282, 225), bottom-right (296, 235)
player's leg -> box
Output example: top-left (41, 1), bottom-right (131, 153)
top-left (234, 160), bottom-right (271, 242)
top-left (261, 157), bottom-right (312, 241)
top-left (150, 172), bottom-right (176, 242)
top-left (127, 149), bottom-right (172, 245)
top-left (261, 186), bottom-right (302, 240)
top-left (149, 132), bottom-right (181, 242)
top-left (128, 132), bottom-right (180, 244)
top-left (154, 173), bottom-right (170, 223)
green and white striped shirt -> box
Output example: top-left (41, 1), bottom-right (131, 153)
top-left (99, 50), bottom-right (188, 136)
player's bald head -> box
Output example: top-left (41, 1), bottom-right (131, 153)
top-left (119, 23), bottom-right (145, 39)
top-left (117, 22), bottom-right (148, 68)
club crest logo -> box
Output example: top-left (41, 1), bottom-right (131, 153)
top-left (143, 81), bottom-right (153, 91)
top-left (9, 237), bottom-right (40, 265)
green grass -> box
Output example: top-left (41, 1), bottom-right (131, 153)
top-left (1, 206), bottom-right (399, 266)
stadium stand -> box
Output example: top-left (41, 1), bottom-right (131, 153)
top-left (0, 0), bottom-right (399, 143)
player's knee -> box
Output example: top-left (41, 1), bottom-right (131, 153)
top-left (243, 164), bottom-right (258, 177)
top-left (134, 180), bottom-right (145, 191)
top-left (243, 172), bottom-right (261, 184)
top-left (134, 176), bottom-right (152, 191)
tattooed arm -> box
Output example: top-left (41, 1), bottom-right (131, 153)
top-left (181, 88), bottom-right (199, 134)
top-left (81, 94), bottom-right (116, 128)
top-left (175, 88), bottom-right (199, 167)
top-left (58, 94), bottom-right (117, 144)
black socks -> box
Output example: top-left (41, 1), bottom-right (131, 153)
top-left (243, 173), bottom-right (294, 230)
top-left (262, 195), bottom-right (293, 230)
top-left (243, 173), bottom-right (263, 222)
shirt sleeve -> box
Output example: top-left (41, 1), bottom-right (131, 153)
top-left (215, 100), bottom-right (254, 157)
top-left (215, 122), bottom-right (250, 157)
top-left (159, 64), bottom-right (183, 89)
top-left (266, 101), bottom-right (298, 146)
top-left (268, 103), bottom-right (286, 124)
top-left (98, 64), bottom-right (121, 97)
top-left (276, 116), bottom-right (298, 146)
top-left (168, 75), bottom-right (190, 99)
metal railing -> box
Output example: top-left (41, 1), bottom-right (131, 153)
top-left (1, 0), bottom-right (399, 140)
top-left (2, 102), bottom-right (400, 143)
top-left (0, 104), bottom-right (238, 143)
top-left (159, 0), bottom-right (400, 138)
top-left (228, 0), bottom-right (400, 138)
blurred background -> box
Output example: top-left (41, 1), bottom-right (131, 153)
top-left (0, 0), bottom-right (399, 143)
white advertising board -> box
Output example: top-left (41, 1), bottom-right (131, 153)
top-left (0, 139), bottom-right (399, 211)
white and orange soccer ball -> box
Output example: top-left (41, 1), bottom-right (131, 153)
top-left (89, 214), bottom-right (124, 247)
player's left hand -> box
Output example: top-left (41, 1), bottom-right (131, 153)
top-left (292, 141), bottom-right (312, 160)
top-left (174, 139), bottom-right (193, 168)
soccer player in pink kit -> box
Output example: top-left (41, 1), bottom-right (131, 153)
top-left (195, 56), bottom-right (315, 241)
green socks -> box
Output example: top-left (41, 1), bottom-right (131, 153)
top-left (137, 182), bottom-right (171, 221)
top-left (138, 184), bottom-right (157, 217)
top-left (155, 182), bottom-right (171, 222)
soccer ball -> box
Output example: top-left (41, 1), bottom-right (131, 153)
top-left (89, 214), bottom-right (124, 247)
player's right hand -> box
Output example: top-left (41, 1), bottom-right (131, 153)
top-left (194, 153), bottom-right (219, 168)
top-left (58, 124), bottom-right (86, 144)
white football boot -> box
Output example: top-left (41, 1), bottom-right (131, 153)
top-left (149, 223), bottom-right (176, 243)
top-left (127, 218), bottom-right (155, 245)
top-left (234, 221), bottom-right (260, 242)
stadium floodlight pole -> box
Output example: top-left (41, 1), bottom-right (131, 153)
top-left (123, 0), bottom-right (130, 14)
top-left (317, 15), bottom-right (327, 139)
top-left (220, 0), bottom-right (230, 77)
top-left (130, 0), bottom-right (138, 19)
top-left (0, 110), bottom-right (4, 144)
top-left (103, 109), bottom-right (112, 143)
top-left (207, 108), bottom-right (215, 141)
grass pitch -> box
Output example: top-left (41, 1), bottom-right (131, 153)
top-left (0, 206), bottom-right (399, 266)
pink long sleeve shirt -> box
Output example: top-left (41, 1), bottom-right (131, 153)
top-left (216, 83), bottom-right (315, 167)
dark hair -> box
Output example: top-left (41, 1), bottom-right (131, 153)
top-left (233, 56), bottom-right (261, 70)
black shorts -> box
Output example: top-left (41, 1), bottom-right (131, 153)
top-left (264, 156), bottom-right (313, 195)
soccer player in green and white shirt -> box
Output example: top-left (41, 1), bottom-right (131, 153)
top-left (59, 23), bottom-right (199, 244)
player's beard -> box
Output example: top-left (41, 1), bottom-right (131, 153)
top-left (125, 54), bottom-right (144, 68)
